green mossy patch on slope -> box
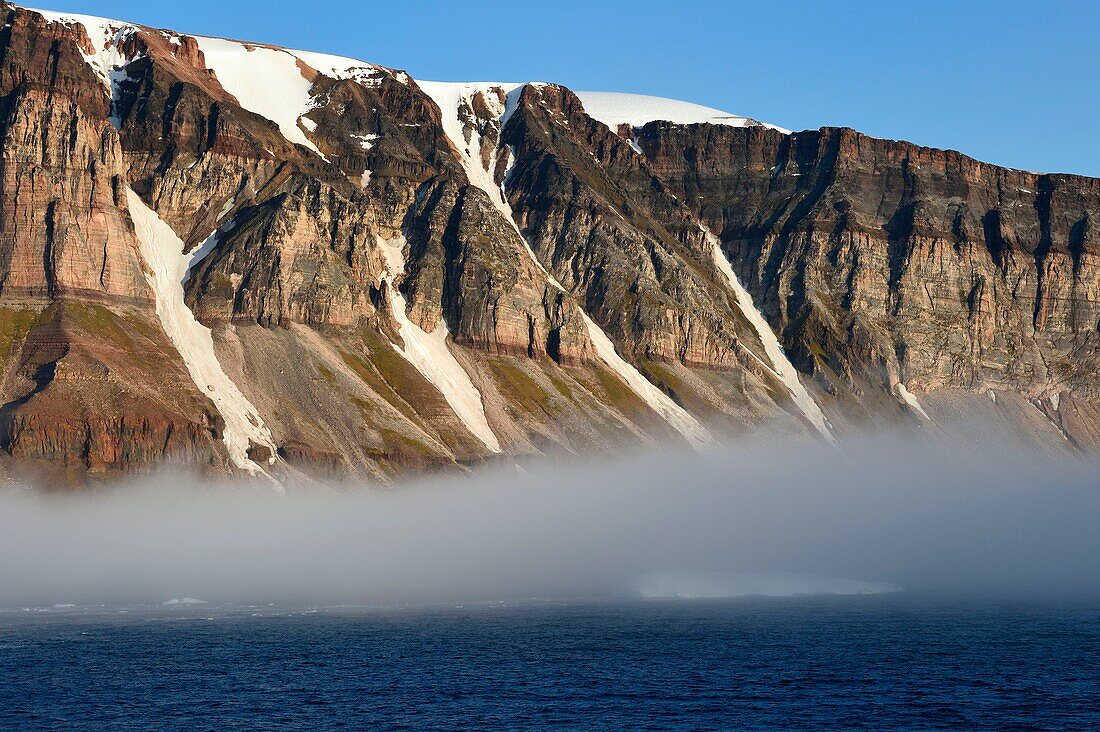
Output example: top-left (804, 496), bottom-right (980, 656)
top-left (0, 308), bottom-right (41, 362)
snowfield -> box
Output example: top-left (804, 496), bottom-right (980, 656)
top-left (419, 82), bottom-right (790, 139)
top-left (192, 36), bottom-right (323, 156)
top-left (287, 48), bottom-right (381, 82)
top-left (35, 7), bottom-right (792, 154)
top-left (574, 91), bottom-right (790, 133)
top-left (35, 7), bottom-right (326, 158)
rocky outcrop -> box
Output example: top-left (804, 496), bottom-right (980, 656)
top-left (110, 22), bottom-right (589, 365)
top-left (0, 302), bottom-right (225, 484)
top-left (401, 178), bottom-right (590, 362)
top-left (186, 176), bottom-right (386, 327)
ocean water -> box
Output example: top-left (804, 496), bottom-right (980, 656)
top-left (2, 597), bottom-right (1099, 730)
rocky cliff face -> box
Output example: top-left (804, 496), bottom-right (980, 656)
top-left (503, 84), bottom-right (756, 370)
top-left (0, 6), bottom-right (227, 482)
top-left (636, 123), bottom-right (1100, 446)
top-left (0, 8), bottom-right (151, 306)
top-left (0, 2), bottom-right (1095, 485)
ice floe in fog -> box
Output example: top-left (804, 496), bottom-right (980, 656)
top-left (629, 571), bottom-right (902, 599)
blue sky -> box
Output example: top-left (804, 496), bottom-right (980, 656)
top-left (31, 0), bottom-right (1100, 176)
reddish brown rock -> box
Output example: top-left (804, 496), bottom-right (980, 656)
top-left (0, 5), bottom-right (151, 306)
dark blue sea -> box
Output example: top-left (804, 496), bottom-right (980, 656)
top-left (2, 596), bottom-right (1099, 730)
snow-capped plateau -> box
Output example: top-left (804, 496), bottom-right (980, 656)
top-left (573, 91), bottom-right (790, 134)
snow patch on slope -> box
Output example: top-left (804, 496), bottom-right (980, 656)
top-left (287, 48), bottom-right (388, 86)
top-left (350, 133), bottom-right (379, 150)
top-left (1034, 396), bottom-right (1070, 442)
top-left (33, 7), bottom-right (789, 143)
top-left (126, 188), bottom-right (280, 481)
top-left (192, 36), bottom-right (322, 156)
top-left (575, 91), bottom-right (790, 134)
top-left (418, 82), bottom-right (521, 207)
top-left (288, 49), bottom-right (374, 78)
top-left (704, 231), bottom-right (833, 440)
top-left (894, 383), bottom-right (932, 421)
top-left (582, 314), bottom-right (712, 449)
top-left (379, 237), bottom-right (501, 453)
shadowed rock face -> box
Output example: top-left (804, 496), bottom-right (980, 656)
top-left (0, 2), bottom-right (1096, 484)
top-left (635, 124), bottom-right (1100, 400)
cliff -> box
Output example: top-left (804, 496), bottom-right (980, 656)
top-left (0, 2), bottom-right (1095, 484)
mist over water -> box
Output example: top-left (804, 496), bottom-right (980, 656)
top-left (1, 435), bottom-right (1098, 608)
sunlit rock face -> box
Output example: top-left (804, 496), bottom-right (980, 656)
top-left (0, 1), bottom-right (1097, 485)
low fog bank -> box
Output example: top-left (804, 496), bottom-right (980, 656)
top-left (1, 435), bottom-right (1098, 607)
